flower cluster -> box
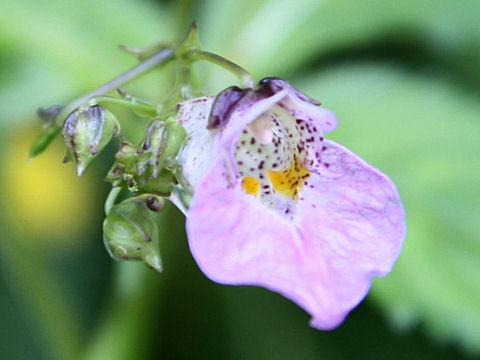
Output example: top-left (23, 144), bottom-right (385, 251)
top-left (33, 33), bottom-right (405, 329)
top-left (176, 78), bottom-right (405, 329)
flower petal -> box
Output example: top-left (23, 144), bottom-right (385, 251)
top-left (295, 139), bottom-right (405, 327)
top-left (186, 140), bottom-right (404, 330)
top-left (260, 78), bottom-right (338, 132)
top-left (176, 97), bottom-right (216, 190)
top-left (220, 89), bottom-right (287, 151)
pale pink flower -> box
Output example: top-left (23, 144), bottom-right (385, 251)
top-left (176, 78), bottom-right (405, 329)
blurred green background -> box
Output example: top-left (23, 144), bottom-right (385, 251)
top-left (1, 0), bottom-right (479, 359)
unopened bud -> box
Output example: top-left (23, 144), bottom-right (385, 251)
top-left (63, 105), bottom-right (119, 176)
top-left (105, 137), bottom-right (172, 196)
top-left (105, 119), bottom-right (186, 196)
top-left (103, 195), bottom-right (163, 271)
top-left (140, 119), bottom-right (187, 177)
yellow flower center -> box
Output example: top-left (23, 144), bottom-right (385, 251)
top-left (266, 157), bottom-right (310, 200)
top-left (234, 107), bottom-right (319, 210)
top-left (241, 176), bottom-right (261, 196)
top-left (241, 157), bottom-right (310, 201)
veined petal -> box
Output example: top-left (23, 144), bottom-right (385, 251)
top-left (187, 160), bottom-right (317, 318)
top-left (176, 97), bottom-right (216, 190)
top-left (180, 78), bottom-right (405, 330)
top-left (295, 139), bottom-right (405, 328)
top-left (186, 138), bottom-right (404, 329)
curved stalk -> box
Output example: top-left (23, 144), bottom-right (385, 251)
top-left (187, 49), bottom-right (255, 88)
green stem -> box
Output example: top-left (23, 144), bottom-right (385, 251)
top-left (187, 49), bottom-right (255, 88)
top-left (57, 48), bottom-right (175, 125)
top-left (90, 96), bottom-right (160, 118)
top-left (53, 46), bottom-right (255, 125)
top-left (104, 187), bottom-right (122, 215)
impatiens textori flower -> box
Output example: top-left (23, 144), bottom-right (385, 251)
top-left (176, 78), bottom-right (405, 330)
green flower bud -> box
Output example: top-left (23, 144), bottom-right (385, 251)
top-left (103, 195), bottom-right (163, 272)
top-left (106, 119), bottom-right (186, 196)
top-left (140, 119), bottom-right (187, 177)
top-left (105, 138), bottom-right (173, 195)
top-left (62, 105), bottom-right (119, 176)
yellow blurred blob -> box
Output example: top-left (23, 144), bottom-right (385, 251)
top-left (1, 127), bottom-right (101, 247)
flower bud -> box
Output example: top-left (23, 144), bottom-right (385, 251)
top-left (105, 137), bottom-right (173, 196)
top-left (140, 119), bottom-right (187, 177)
top-left (62, 105), bottom-right (119, 176)
top-left (103, 195), bottom-right (163, 271)
top-left (106, 119), bottom-right (186, 196)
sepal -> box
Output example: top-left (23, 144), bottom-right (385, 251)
top-left (30, 105), bottom-right (64, 158)
top-left (30, 124), bottom-right (62, 158)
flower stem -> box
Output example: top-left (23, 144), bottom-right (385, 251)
top-left (89, 95), bottom-right (160, 118)
top-left (187, 49), bottom-right (255, 88)
top-left (56, 48), bottom-right (175, 125)
top-left (104, 187), bottom-right (122, 215)
top-left (54, 46), bottom-right (255, 125)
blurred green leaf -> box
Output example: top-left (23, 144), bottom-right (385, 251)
top-left (199, 0), bottom-right (480, 81)
top-left (29, 124), bottom-right (61, 158)
top-left (0, 0), bottom-right (175, 123)
top-left (298, 63), bottom-right (480, 354)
